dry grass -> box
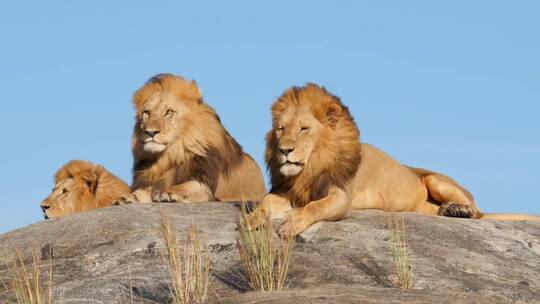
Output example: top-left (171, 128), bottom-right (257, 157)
top-left (119, 265), bottom-right (136, 304)
top-left (386, 213), bottom-right (413, 289)
top-left (236, 204), bottom-right (294, 292)
top-left (5, 248), bottom-right (54, 304)
top-left (159, 215), bottom-right (210, 304)
top-left (128, 266), bottom-right (134, 304)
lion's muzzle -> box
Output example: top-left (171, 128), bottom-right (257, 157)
top-left (41, 202), bottom-right (50, 219)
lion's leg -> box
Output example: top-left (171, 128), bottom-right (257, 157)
top-left (278, 186), bottom-right (350, 237)
top-left (246, 194), bottom-right (292, 228)
top-left (414, 201), bottom-right (440, 215)
top-left (152, 181), bottom-right (214, 203)
top-left (422, 174), bottom-right (480, 218)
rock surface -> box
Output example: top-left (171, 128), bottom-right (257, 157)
top-left (1, 203), bottom-right (539, 303)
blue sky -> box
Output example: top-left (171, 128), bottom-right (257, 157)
top-left (1, 1), bottom-right (539, 233)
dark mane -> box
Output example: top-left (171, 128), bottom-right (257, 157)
top-left (267, 83), bottom-right (362, 207)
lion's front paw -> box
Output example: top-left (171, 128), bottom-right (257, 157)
top-left (438, 203), bottom-right (478, 218)
top-left (112, 195), bottom-right (139, 206)
top-left (278, 209), bottom-right (312, 237)
top-left (152, 191), bottom-right (183, 203)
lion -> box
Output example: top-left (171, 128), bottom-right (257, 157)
top-left (114, 73), bottom-right (266, 205)
top-left (40, 160), bottom-right (131, 219)
top-left (250, 83), bottom-right (540, 236)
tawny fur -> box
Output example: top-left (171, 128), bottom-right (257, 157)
top-left (41, 160), bottom-right (130, 218)
top-left (251, 83), bottom-right (540, 236)
top-left (116, 74), bottom-right (266, 204)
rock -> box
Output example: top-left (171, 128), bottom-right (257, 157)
top-left (0, 203), bottom-right (539, 303)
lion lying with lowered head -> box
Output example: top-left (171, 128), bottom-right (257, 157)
top-left (115, 74), bottom-right (266, 205)
top-left (250, 83), bottom-right (540, 236)
top-left (40, 160), bottom-right (130, 219)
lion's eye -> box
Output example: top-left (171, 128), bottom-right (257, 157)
top-left (300, 127), bottom-right (310, 133)
top-left (62, 188), bottom-right (69, 195)
top-left (276, 127), bottom-right (284, 132)
top-left (165, 109), bottom-right (176, 117)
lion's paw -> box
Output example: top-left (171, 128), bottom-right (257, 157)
top-left (278, 209), bottom-right (311, 237)
top-left (152, 191), bottom-right (183, 203)
top-left (277, 220), bottom-right (296, 238)
top-left (112, 195), bottom-right (139, 206)
top-left (438, 203), bottom-right (478, 218)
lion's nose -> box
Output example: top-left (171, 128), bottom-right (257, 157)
top-left (145, 130), bottom-right (161, 138)
top-left (280, 148), bottom-right (295, 156)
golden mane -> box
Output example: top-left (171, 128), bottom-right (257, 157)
top-left (55, 160), bottom-right (130, 208)
top-left (266, 83), bottom-right (362, 206)
top-left (129, 74), bottom-right (264, 201)
top-left (41, 160), bottom-right (130, 218)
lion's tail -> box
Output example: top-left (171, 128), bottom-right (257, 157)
top-left (478, 213), bottom-right (540, 221)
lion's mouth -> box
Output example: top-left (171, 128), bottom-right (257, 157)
top-left (144, 137), bottom-right (163, 144)
top-left (143, 141), bottom-right (167, 153)
top-left (280, 161), bottom-right (305, 176)
top-left (284, 160), bottom-right (304, 166)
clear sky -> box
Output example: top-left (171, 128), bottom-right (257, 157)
top-left (1, 1), bottom-right (539, 233)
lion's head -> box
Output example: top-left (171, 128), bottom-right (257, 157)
top-left (40, 160), bottom-right (130, 219)
top-left (266, 84), bottom-right (362, 205)
top-left (132, 74), bottom-right (203, 154)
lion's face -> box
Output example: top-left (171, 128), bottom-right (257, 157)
top-left (138, 91), bottom-right (188, 153)
top-left (133, 75), bottom-right (202, 154)
top-left (268, 84), bottom-right (350, 179)
top-left (40, 178), bottom-right (93, 219)
top-left (273, 109), bottom-right (325, 177)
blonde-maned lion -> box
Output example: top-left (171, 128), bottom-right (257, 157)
top-left (41, 160), bottom-right (130, 219)
top-left (114, 74), bottom-right (266, 205)
top-left (250, 83), bottom-right (540, 236)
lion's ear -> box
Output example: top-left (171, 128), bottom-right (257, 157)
top-left (325, 103), bottom-right (342, 126)
top-left (79, 171), bottom-right (99, 194)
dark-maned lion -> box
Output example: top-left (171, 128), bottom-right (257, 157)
top-left (115, 74), bottom-right (266, 205)
top-left (250, 83), bottom-right (540, 236)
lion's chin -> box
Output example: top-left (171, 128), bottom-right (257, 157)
top-left (143, 142), bottom-right (167, 153)
top-left (43, 212), bottom-right (59, 219)
top-left (280, 163), bottom-right (304, 177)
